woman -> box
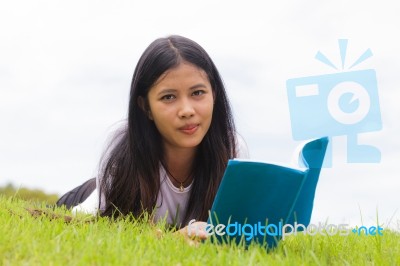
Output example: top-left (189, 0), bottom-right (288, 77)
top-left (57, 35), bottom-right (249, 231)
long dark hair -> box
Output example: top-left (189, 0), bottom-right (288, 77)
top-left (100, 35), bottom-right (236, 224)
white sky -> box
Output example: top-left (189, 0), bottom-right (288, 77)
top-left (1, 0), bottom-right (399, 228)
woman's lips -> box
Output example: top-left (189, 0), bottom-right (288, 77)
top-left (179, 124), bottom-right (199, 135)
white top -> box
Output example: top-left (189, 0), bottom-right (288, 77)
top-left (72, 134), bottom-right (250, 225)
top-left (153, 165), bottom-right (192, 225)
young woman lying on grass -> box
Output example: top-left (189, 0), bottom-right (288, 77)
top-left (57, 35), bottom-right (249, 238)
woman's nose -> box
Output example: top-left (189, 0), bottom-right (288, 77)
top-left (178, 99), bottom-right (195, 118)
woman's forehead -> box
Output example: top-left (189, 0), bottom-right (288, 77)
top-left (150, 62), bottom-right (210, 91)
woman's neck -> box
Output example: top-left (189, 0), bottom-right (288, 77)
top-left (163, 145), bottom-right (197, 183)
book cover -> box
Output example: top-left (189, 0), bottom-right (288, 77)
top-left (207, 137), bottom-right (329, 248)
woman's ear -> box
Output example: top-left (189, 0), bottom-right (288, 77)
top-left (137, 96), bottom-right (153, 120)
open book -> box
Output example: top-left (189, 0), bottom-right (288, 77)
top-left (207, 137), bottom-right (329, 248)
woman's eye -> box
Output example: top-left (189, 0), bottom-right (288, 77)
top-left (192, 90), bottom-right (205, 96)
top-left (161, 94), bottom-right (176, 101)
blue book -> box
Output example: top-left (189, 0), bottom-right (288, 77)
top-left (207, 137), bottom-right (329, 248)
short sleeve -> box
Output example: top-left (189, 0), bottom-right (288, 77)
top-left (71, 188), bottom-right (99, 215)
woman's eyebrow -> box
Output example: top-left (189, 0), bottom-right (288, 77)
top-left (189, 83), bottom-right (208, 90)
top-left (158, 84), bottom-right (208, 96)
top-left (157, 88), bottom-right (177, 96)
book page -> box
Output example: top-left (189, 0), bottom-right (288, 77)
top-left (232, 139), bottom-right (317, 172)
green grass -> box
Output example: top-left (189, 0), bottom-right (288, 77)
top-left (1, 196), bottom-right (399, 265)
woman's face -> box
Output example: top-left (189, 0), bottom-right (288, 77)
top-left (146, 62), bottom-right (214, 151)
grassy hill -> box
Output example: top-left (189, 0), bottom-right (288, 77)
top-left (0, 196), bottom-right (399, 265)
top-left (0, 183), bottom-right (59, 205)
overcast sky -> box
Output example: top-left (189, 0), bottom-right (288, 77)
top-left (1, 0), bottom-right (399, 228)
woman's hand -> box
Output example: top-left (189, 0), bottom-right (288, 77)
top-left (176, 221), bottom-right (209, 245)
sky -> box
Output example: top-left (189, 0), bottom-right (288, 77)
top-left (1, 0), bottom-right (399, 229)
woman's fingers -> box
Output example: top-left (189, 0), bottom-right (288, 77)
top-left (177, 221), bottom-right (209, 240)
